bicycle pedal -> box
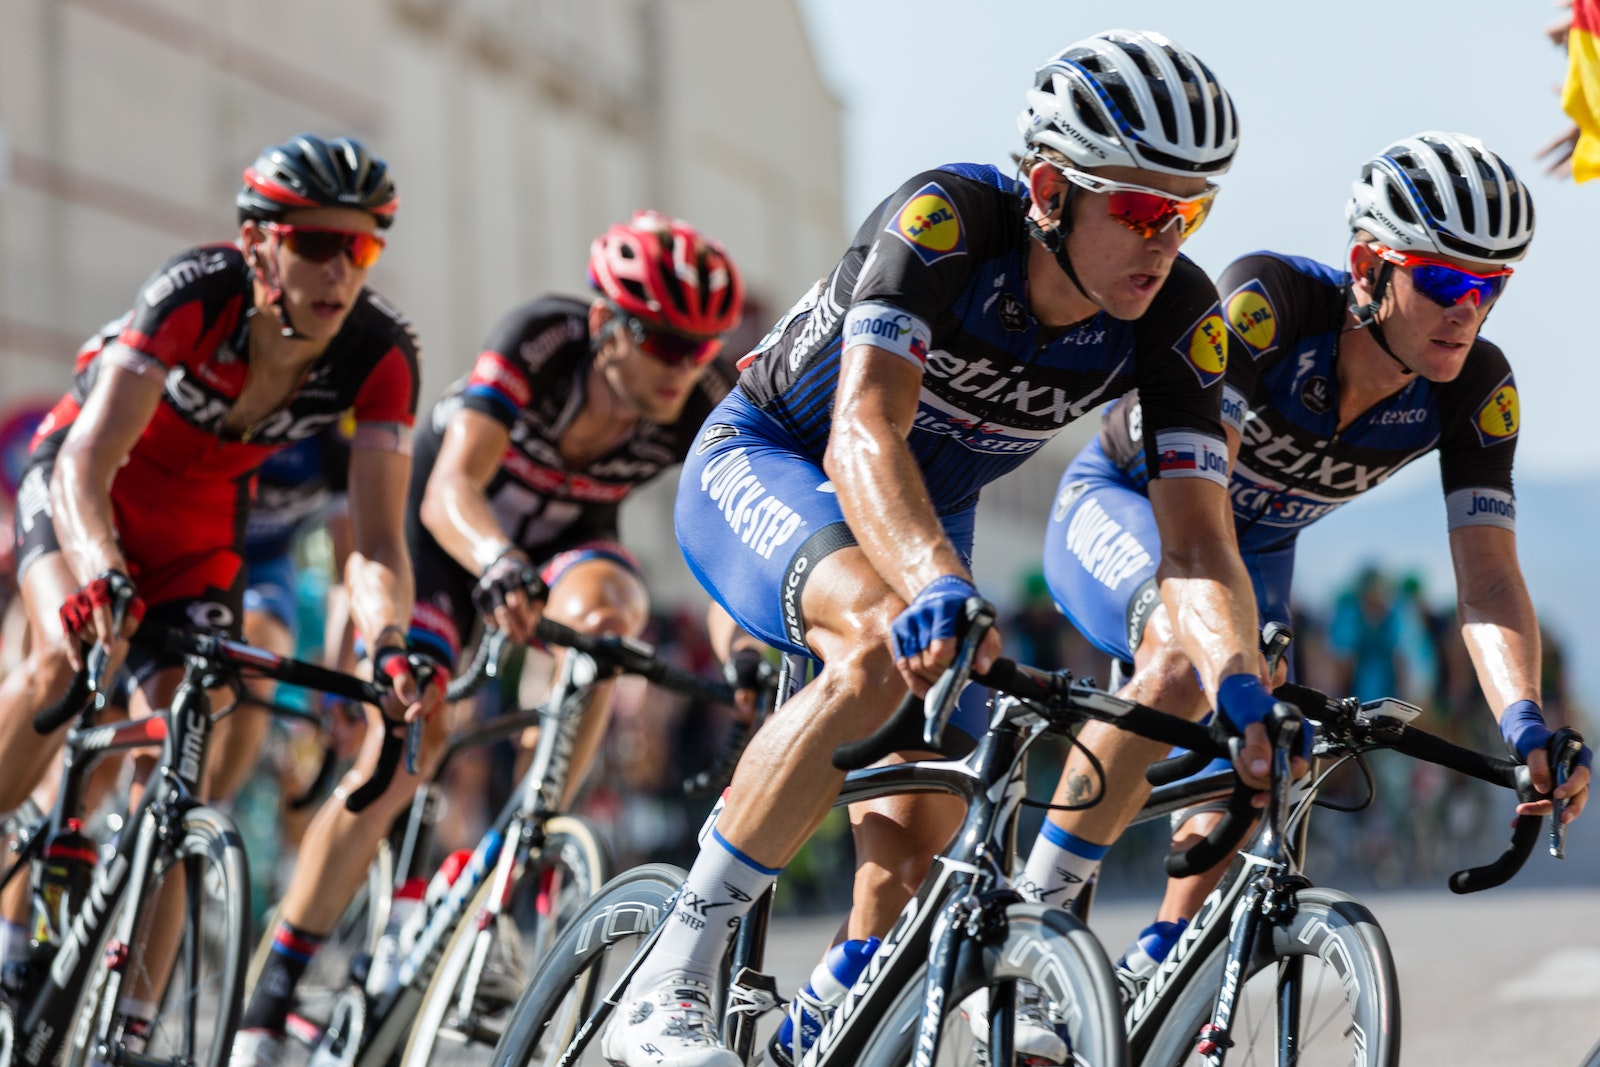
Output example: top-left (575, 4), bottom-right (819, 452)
top-left (728, 967), bottom-right (782, 1017)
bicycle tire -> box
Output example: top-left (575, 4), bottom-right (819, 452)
top-left (64, 806), bottom-right (250, 1067)
top-left (854, 903), bottom-right (1128, 1067)
top-left (243, 838), bottom-right (393, 1026)
top-left (401, 816), bottom-right (612, 1067)
top-left (1136, 888), bottom-right (1399, 1067)
top-left (489, 863), bottom-right (685, 1067)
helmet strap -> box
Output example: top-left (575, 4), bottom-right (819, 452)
top-left (1347, 263), bottom-right (1412, 376)
top-left (1024, 186), bottom-right (1091, 302)
top-left (250, 234), bottom-right (311, 342)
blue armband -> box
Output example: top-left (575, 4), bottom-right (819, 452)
top-left (1500, 699), bottom-right (1550, 763)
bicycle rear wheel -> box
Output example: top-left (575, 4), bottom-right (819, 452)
top-left (65, 806), bottom-right (250, 1067)
top-left (402, 816), bottom-right (612, 1067)
top-left (856, 903), bottom-right (1128, 1067)
top-left (1137, 888), bottom-right (1400, 1067)
top-left (489, 863), bottom-right (684, 1067)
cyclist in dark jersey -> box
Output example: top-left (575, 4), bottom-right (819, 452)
top-left (231, 211), bottom-right (745, 1066)
top-left (1032, 132), bottom-right (1592, 1002)
top-left (604, 31), bottom-right (1282, 1067)
top-left (0, 135), bottom-right (441, 1043)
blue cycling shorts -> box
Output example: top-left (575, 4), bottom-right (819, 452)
top-left (1041, 439), bottom-right (1294, 665)
top-left (677, 388), bottom-right (987, 739)
top-left (243, 551), bottom-right (298, 638)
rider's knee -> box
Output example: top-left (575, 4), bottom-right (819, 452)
top-left (20, 641), bottom-right (79, 709)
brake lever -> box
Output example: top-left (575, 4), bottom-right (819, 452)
top-left (1547, 729), bottom-right (1585, 859)
top-left (922, 597), bottom-right (995, 748)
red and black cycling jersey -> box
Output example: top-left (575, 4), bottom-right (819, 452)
top-left (1098, 251), bottom-right (1519, 554)
top-left (20, 243), bottom-right (419, 602)
top-left (733, 163), bottom-right (1232, 514)
top-left (417, 295), bottom-right (731, 550)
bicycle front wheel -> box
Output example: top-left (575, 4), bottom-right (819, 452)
top-left (857, 902), bottom-right (1129, 1067)
top-left (1137, 888), bottom-right (1400, 1067)
top-left (66, 805), bottom-right (251, 1067)
top-left (489, 863), bottom-right (684, 1067)
top-left (403, 815), bottom-right (612, 1067)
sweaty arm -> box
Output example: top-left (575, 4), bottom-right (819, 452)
top-left (1145, 474), bottom-right (1260, 695)
top-left (1450, 524), bottom-right (1539, 714)
top-left (345, 447), bottom-right (416, 655)
top-left (418, 408), bottom-right (515, 573)
top-left (51, 364), bottom-right (164, 585)
top-left (823, 345), bottom-right (965, 603)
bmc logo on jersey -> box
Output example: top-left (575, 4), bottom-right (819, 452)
top-left (1473, 378), bottom-right (1519, 445)
top-left (1173, 309), bottom-right (1228, 387)
top-left (887, 183), bottom-right (966, 266)
top-left (1225, 281), bottom-right (1278, 358)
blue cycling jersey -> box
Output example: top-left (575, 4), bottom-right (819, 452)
top-left (1097, 252), bottom-right (1519, 554)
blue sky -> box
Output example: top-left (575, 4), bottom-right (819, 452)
top-left (796, 0), bottom-right (1597, 482)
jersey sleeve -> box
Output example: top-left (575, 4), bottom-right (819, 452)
top-left (1437, 341), bottom-right (1519, 531)
top-left (350, 313), bottom-right (421, 454)
top-left (460, 304), bottom-right (584, 427)
top-left (1130, 256), bottom-right (1229, 486)
top-left (839, 171), bottom-right (997, 370)
top-left (1218, 253), bottom-right (1305, 434)
top-left (108, 246), bottom-right (242, 383)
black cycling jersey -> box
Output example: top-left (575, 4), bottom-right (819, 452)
top-left (1098, 251), bottom-right (1520, 554)
top-left (413, 294), bottom-right (732, 551)
top-left (734, 163), bottom-right (1232, 514)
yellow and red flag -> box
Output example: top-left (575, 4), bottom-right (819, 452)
top-left (1565, 0), bottom-right (1600, 181)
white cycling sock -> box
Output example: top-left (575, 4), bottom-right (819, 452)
top-left (1017, 821), bottom-right (1108, 907)
top-left (630, 826), bottom-right (777, 991)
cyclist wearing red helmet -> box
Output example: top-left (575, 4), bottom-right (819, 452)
top-left (232, 210), bottom-right (745, 1066)
top-left (0, 133), bottom-right (439, 1045)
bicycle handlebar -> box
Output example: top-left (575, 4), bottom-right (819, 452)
top-left (1273, 681), bottom-right (1561, 894)
top-left (36, 620), bottom-right (387, 735)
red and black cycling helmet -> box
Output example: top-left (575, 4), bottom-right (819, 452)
top-left (237, 134), bottom-right (398, 230)
top-left (587, 211), bottom-right (744, 338)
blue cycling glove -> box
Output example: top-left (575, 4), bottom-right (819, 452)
top-left (1217, 673), bottom-right (1311, 759)
top-left (891, 576), bottom-right (978, 661)
top-left (1500, 700), bottom-right (1551, 762)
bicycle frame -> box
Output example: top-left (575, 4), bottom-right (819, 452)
top-left (14, 656), bottom-right (225, 1067)
top-left (321, 648), bottom-right (605, 1067)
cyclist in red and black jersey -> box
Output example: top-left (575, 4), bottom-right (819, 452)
top-left (230, 210), bottom-right (746, 1066)
top-left (0, 135), bottom-right (443, 1038)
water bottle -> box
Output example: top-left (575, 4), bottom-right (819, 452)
top-left (768, 937), bottom-right (881, 1067)
top-left (37, 819), bottom-right (96, 941)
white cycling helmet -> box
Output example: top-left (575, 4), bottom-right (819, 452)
top-left (1346, 132), bottom-right (1534, 266)
top-left (1019, 30), bottom-right (1239, 177)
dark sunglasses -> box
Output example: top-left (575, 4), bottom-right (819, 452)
top-left (1376, 245), bottom-right (1512, 309)
top-left (265, 224), bottom-right (386, 269)
top-left (611, 306), bottom-right (723, 367)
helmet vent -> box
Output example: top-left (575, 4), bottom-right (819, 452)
top-left (1073, 87), bottom-right (1111, 138)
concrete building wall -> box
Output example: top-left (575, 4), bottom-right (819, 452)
top-left (0, 0), bottom-right (843, 600)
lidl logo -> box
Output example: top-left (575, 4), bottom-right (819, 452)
top-left (1226, 282), bottom-right (1277, 358)
top-left (1174, 309), bottom-right (1227, 387)
top-left (1473, 379), bottom-right (1519, 445)
top-left (888, 182), bottom-right (966, 266)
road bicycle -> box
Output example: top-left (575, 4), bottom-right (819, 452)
top-left (242, 618), bottom-right (741, 1067)
top-left (0, 602), bottom-right (397, 1067)
top-left (1069, 642), bottom-right (1584, 1067)
top-left (487, 599), bottom-right (1262, 1067)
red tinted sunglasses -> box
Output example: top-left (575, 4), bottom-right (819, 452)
top-left (1375, 245), bottom-right (1512, 308)
top-left (611, 306), bottom-right (723, 367)
top-left (265, 224), bottom-right (386, 269)
top-left (1056, 166), bottom-right (1219, 240)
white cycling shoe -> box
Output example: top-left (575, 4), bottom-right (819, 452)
top-left (600, 975), bottom-right (740, 1067)
top-left (228, 1028), bottom-right (284, 1067)
top-left (958, 984), bottom-right (1068, 1065)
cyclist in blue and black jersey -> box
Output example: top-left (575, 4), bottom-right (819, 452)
top-left (1030, 132), bottom-right (1592, 1004)
top-left (603, 31), bottom-right (1287, 1067)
